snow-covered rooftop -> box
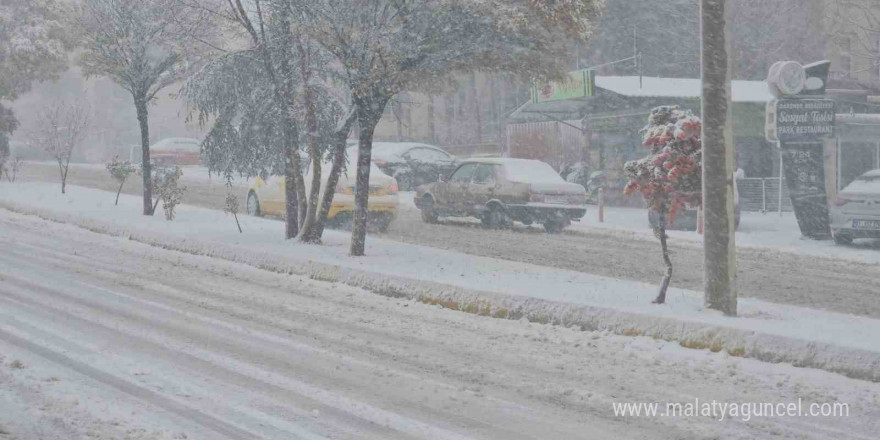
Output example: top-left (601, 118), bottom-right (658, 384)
top-left (595, 76), bottom-right (773, 103)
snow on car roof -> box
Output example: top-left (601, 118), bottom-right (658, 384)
top-left (150, 137), bottom-right (201, 151)
top-left (349, 142), bottom-right (450, 161)
top-left (842, 169), bottom-right (880, 194)
top-left (595, 76), bottom-right (774, 103)
top-left (464, 157), bottom-right (565, 183)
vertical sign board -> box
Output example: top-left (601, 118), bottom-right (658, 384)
top-left (768, 98), bottom-right (836, 238)
top-left (766, 60), bottom-right (835, 239)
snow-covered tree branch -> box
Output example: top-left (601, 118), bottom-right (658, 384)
top-left (30, 100), bottom-right (91, 194)
top-left (74, 0), bottom-right (216, 215)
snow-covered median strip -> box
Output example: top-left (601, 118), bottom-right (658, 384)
top-left (2, 183), bottom-right (879, 382)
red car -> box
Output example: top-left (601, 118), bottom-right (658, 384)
top-left (149, 138), bottom-right (202, 166)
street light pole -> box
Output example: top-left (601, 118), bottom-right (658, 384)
top-left (701, 0), bottom-right (737, 316)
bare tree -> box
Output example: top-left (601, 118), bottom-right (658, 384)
top-left (74, 0), bottom-right (213, 215)
top-left (585, 0), bottom-right (826, 80)
top-left (31, 101), bottom-right (90, 194)
top-left (0, 150), bottom-right (8, 183)
top-left (1, 0), bottom-right (73, 148)
top-left (4, 155), bottom-right (23, 183)
top-left (828, 0), bottom-right (880, 81)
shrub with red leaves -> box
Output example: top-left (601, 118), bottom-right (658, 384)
top-left (624, 106), bottom-right (702, 223)
top-left (623, 106), bottom-right (702, 305)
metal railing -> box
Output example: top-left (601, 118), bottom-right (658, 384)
top-left (737, 177), bottom-right (793, 213)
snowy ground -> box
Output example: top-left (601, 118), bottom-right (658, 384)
top-left (2, 182), bottom-right (880, 378)
top-left (1, 208), bottom-right (879, 439)
top-left (572, 205), bottom-right (880, 264)
top-left (18, 162), bottom-right (880, 320)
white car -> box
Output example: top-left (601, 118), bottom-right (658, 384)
top-left (830, 169), bottom-right (880, 245)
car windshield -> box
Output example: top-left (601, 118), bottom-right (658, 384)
top-left (350, 143), bottom-right (447, 162)
top-left (312, 153), bottom-right (384, 176)
top-left (501, 160), bottom-right (565, 184)
top-left (406, 147), bottom-right (450, 162)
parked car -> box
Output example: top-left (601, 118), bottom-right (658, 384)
top-left (148, 138), bottom-right (202, 166)
top-left (830, 169), bottom-right (880, 245)
top-left (246, 156), bottom-right (399, 232)
top-left (348, 142), bottom-right (457, 191)
top-left (414, 158), bottom-right (587, 233)
top-left (561, 162), bottom-right (590, 189)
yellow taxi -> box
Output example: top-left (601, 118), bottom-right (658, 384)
top-left (246, 159), bottom-right (399, 231)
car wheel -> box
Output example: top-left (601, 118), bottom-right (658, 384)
top-left (544, 220), bottom-right (565, 234)
top-left (246, 191), bottom-right (262, 217)
top-left (376, 214), bottom-right (393, 232)
top-left (396, 173), bottom-right (413, 192)
top-left (833, 232), bottom-right (853, 245)
top-left (420, 195), bottom-right (439, 223)
top-left (483, 206), bottom-right (510, 229)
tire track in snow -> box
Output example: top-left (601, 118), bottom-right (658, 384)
top-left (1, 210), bottom-right (878, 440)
top-left (0, 326), bottom-right (262, 440)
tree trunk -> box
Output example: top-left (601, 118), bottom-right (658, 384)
top-left (350, 98), bottom-right (387, 256)
top-left (61, 157), bottom-right (71, 194)
top-left (315, 112), bottom-right (357, 239)
top-left (233, 212), bottom-right (242, 233)
top-left (135, 97), bottom-right (153, 215)
top-left (115, 179), bottom-right (125, 205)
top-left (279, 88), bottom-right (307, 232)
top-left (284, 146), bottom-right (300, 239)
top-left (653, 208), bottom-right (673, 304)
top-left (701, 0), bottom-right (737, 316)
top-left (297, 44), bottom-right (323, 243)
top-left (57, 160), bottom-right (66, 194)
top-left (246, 7), bottom-right (304, 240)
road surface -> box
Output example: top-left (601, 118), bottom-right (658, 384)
top-left (1, 210), bottom-right (878, 439)
top-left (17, 162), bottom-right (880, 318)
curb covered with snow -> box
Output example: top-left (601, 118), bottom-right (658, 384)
top-left (2, 184), bottom-right (879, 382)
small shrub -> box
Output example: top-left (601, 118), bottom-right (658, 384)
top-left (624, 106), bottom-right (702, 305)
top-left (224, 183), bottom-right (242, 233)
top-left (106, 156), bottom-right (137, 205)
top-left (151, 166), bottom-right (186, 220)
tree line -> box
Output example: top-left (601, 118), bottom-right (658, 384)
top-left (69, 0), bottom-right (602, 255)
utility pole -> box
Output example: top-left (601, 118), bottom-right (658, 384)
top-left (700, 0), bottom-right (737, 316)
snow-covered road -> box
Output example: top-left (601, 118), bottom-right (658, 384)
top-left (17, 161), bottom-right (880, 318)
top-left (1, 211), bottom-right (878, 439)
